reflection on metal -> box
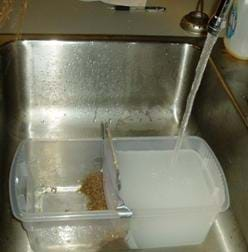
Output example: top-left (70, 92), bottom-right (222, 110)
top-left (208, 0), bottom-right (232, 36)
top-left (0, 38), bottom-right (247, 252)
top-left (209, 58), bottom-right (248, 128)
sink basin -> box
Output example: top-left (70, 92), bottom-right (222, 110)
top-left (0, 38), bottom-right (247, 252)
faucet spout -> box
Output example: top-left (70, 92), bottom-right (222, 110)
top-left (208, 0), bottom-right (232, 36)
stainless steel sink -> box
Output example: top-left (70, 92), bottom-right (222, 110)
top-left (0, 38), bottom-right (247, 252)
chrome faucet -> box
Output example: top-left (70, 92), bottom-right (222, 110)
top-left (208, 0), bottom-right (232, 36)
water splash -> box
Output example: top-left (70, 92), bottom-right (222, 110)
top-left (172, 33), bottom-right (218, 163)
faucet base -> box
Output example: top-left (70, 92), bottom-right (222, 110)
top-left (180, 11), bottom-right (209, 36)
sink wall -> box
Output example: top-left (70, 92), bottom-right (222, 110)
top-left (2, 41), bottom-right (199, 139)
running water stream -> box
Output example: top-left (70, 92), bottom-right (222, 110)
top-left (172, 33), bottom-right (219, 163)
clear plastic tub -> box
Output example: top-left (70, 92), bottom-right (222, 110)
top-left (9, 139), bottom-right (129, 252)
top-left (10, 137), bottom-right (229, 251)
top-left (104, 136), bottom-right (230, 249)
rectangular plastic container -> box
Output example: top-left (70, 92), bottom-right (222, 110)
top-left (9, 139), bottom-right (129, 252)
top-left (10, 136), bottom-right (229, 251)
top-left (104, 136), bottom-right (230, 249)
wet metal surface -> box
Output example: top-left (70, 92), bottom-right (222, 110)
top-left (0, 38), bottom-right (247, 251)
